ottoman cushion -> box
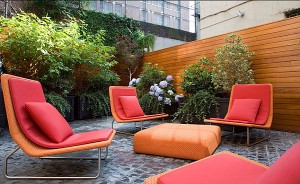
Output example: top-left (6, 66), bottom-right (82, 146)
top-left (133, 123), bottom-right (221, 160)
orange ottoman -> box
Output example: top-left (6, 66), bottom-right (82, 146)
top-left (133, 123), bottom-right (221, 160)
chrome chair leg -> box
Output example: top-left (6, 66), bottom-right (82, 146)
top-left (5, 146), bottom-right (102, 179)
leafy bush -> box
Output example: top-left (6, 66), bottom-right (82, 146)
top-left (148, 75), bottom-right (177, 106)
top-left (173, 90), bottom-right (217, 123)
top-left (80, 91), bottom-right (110, 117)
top-left (180, 57), bottom-right (214, 96)
top-left (212, 33), bottom-right (254, 93)
top-left (45, 92), bottom-right (71, 116)
top-left (139, 94), bottom-right (163, 115)
top-left (136, 62), bottom-right (166, 96)
top-left (0, 12), bottom-right (117, 115)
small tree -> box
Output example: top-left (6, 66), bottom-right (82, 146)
top-left (212, 33), bottom-right (254, 93)
top-left (115, 35), bottom-right (143, 81)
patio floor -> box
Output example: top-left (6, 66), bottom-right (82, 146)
top-left (0, 116), bottom-right (300, 184)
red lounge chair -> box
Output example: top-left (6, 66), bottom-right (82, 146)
top-left (145, 141), bottom-right (300, 184)
top-left (109, 86), bottom-right (168, 133)
top-left (1, 74), bottom-right (116, 179)
top-left (204, 84), bottom-right (273, 145)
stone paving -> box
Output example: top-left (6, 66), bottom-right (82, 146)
top-left (0, 117), bottom-right (300, 184)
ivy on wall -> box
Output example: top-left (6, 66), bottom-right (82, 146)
top-left (79, 11), bottom-right (141, 46)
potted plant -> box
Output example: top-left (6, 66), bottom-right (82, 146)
top-left (173, 57), bottom-right (218, 124)
top-left (212, 33), bottom-right (254, 96)
top-left (211, 33), bottom-right (255, 131)
top-left (134, 63), bottom-right (178, 116)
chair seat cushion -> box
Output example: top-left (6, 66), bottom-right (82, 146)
top-left (119, 96), bottom-right (145, 118)
top-left (256, 141), bottom-right (300, 184)
top-left (225, 99), bottom-right (261, 123)
top-left (34, 129), bottom-right (114, 148)
top-left (157, 152), bottom-right (267, 184)
top-left (25, 102), bottom-right (73, 143)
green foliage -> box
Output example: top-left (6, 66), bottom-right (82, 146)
top-left (180, 57), bottom-right (214, 96)
top-left (173, 90), bottom-right (218, 123)
top-left (212, 33), bottom-right (254, 93)
top-left (0, 13), bottom-right (116, 95)
top-left (136, 63), bottom-right (166, 96)
top-left (45, 92), bottom-right (71, 117)
top-left (77, 11), bottom-right (141, 47)
top-left (139, 94), bottom-right (163, 114)
top-left (132, 30), bottom-right (155, 53)
top-left (80, 91), bottom-right (110, 118)
top-left (115, 35), bottom-right (143, 81)
top-left (24, 0), bottom-right (86, 20)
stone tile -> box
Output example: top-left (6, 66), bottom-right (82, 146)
top-left (0, 117), bottom-right (299, 183)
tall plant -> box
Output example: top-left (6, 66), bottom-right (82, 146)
top-left (0, 12), bottom-right (117, 115)
top-left (212, 33), bottom-right (254, 93)
top-left (115, 35), bottom-right (143, 81)
top-left (174, 57), bottom-right (217, 123)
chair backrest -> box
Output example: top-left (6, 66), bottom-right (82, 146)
top-left (2, 75), bottom-right (65, 147)
top-left (226, 84), bottom-right (273, 126)
top-left (109, 86), bottom-right (138, 120)
top-left (256, 141), bottom-right (300, 184)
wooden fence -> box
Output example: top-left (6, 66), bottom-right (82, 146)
top-left (142, 16), bottom-right (300, 132)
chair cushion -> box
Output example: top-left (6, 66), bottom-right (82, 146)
top-left (34, 129), bottom-right (114, 149)
top-left (119, 96), bottom-right (145, 118)
top-left (110, 87), bottom-right (138, 119)
top-left (229, 84), bottom-right (271, 125)
top-left (225, 99), bottom-right (261, 123)
top-left (25, 102), bottom-right (73, 143)
top-left (157, 152), bottom-right (267, 184)
top-left (256, 141), bottom-right (300, 184)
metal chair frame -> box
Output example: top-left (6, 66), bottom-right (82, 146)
top-left (4, 146), bottom-right (109, 179)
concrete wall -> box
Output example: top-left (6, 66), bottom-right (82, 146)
top-left (197, 1), bottom-right (300, 39)
top-left (153, 36), bottom-right (186, 51)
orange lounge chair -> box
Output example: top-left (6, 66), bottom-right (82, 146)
top-left (109, 86), bottom-right (168, 133)
top-left (1, 74), bottom-right (116, 179)
top-left (145, 141), bottom-right (300, 184)
top-left (204, 84), bottom-right (273, 145)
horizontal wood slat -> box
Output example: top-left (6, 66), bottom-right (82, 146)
top-left (142, 15), bottom-right (300, 133)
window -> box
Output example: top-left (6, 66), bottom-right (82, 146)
top-left (175, 18), bottom-right (180, 29)
top-left (104, 2), bottom-right (113, 13)
top-left (115, 4), bottom-right (122, 16)
top-left (140, 9), bottom-right (147, 22)
top-left (153, 13), bottom-right (163, 25)
top-left (88, 1), bottom-right (97, 11)
top-left (165, 1), bottom-right (178, 11)
top-left (164, 15), bottom-right (170, 27)
top-left (152, 0), bottom-right (163, 7)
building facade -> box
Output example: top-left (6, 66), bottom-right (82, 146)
top-left (87, 0), bottom-right (191, 32)
top-left (196, 1), bottom-right (300, 39)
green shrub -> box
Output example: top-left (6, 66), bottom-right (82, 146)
top-left (80, 91), bottom-right (110, 117)
top-left (136, 62), bottom-right (166, 96)
top-left (139, 94), bottom-right (163, 114)
top-left (173, 90), bottom-right (217, 123)
top-left (212, 33), bottom-right (254, 93)
top-left (0, 13), bottom-right (116, 93)
top-left (45, 92), bottom-right (71, 117)
top-left (180, 57), bottom-right (214, 95)
top-left (0, 12), bottom-right (117, 115)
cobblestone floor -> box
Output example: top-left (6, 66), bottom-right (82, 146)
top-left (1, 117), bottom-right (300, 184)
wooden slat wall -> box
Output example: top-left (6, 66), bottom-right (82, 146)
top-left (142, 16), bottom-right (300, 132)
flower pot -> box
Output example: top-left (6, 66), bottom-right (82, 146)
top-left (74, 96), bottom-right (93, 120)
top-left (177, 96), bottom-right (202, 124)
top-left (211, 97), bottom-right (246, 132)
top-left (164, 102), bottom-right (178, 119)
top-left (64, 95), bottom-right (75, 122)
